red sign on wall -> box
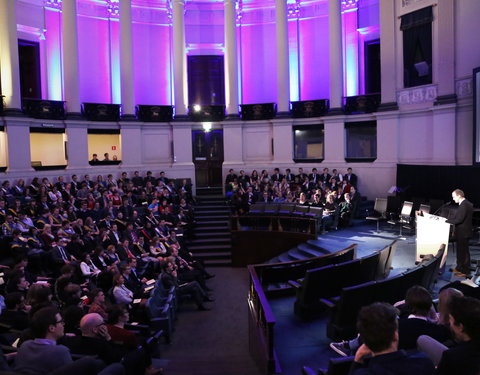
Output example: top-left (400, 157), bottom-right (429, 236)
top-left (112, 146), bottom-right (116, 150)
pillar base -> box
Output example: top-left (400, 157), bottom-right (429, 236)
top-left (3, 108), bottom-right (24, 117)
top-left (120, 114), bottom-right (137, 122)
top-left (225, 113), bottom-right (240, 120)
top-left (276, 111), bottom-right (291, 118)
top-left (173, 114), bottom-right (189, 121)
top-left (326, 107), bottom-right (344, 116)
top-left (66, 112), bottom-right (83, 120)
top-left (377, 102), bottom-right (399, 112)
top-left (434, 94), bottom-right (457, 106)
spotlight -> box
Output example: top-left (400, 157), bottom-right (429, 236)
top-left (193, 104), bottom-right (201, 112)
top-left (202, 122), bottom-right (212, 132)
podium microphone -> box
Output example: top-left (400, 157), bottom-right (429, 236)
top-left (433, 201), bottom-right (452, 216)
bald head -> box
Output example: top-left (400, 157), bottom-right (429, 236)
top-left (80, 313), bottom-right (104, 337)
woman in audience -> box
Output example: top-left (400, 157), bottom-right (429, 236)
top-left (112, 274), bottom-right (134, 305)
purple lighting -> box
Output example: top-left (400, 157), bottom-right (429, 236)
top-left (45, 8), bottom-right (63, 101)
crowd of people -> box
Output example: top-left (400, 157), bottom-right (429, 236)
top-left (308, 285), bottom-right (480, 375)
top-left (0, 170), bottom-right (216, 374)
top-left (226, 167), bottom-right (361, 230)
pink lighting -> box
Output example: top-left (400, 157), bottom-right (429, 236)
top-left (342, 6), bottom-right (359, 96)
top-left (45, 8), bottom-right (63, 101)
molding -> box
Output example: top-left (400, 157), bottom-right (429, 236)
top-left (456, 78), bottom-right (473, 98)
top-left (434, 94), bottom-right (457, 106)
top-left (377, 102), bottom-right (399, 112)
top-left (397, 84), bottom-right (437, 106)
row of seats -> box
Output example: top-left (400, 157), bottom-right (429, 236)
top-left (322, 246), bottom-right (444, 341)
top-left (249, 203), bottom-right (324, 218)
top-left (289, 241), bottom-right (398, 319)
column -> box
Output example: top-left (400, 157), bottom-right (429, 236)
top-left (276, 0), bottom-right (290, 113)
top-left (65, 124), bottom-right (89, 169)
top-left (378, 0), bottom-right (398, 110)
top-left (224, 0), bottom-right (239, 117)
top-left (272, 120), bottom-right (293, 163)
top-left (323, 118), bottom-right (344, 164)
top-left (62, 0), bottom-right (81, 115)
top-left (432, 104), bottom-right (456, 164)
top-left (172, 124), bottom-right (193, 166)
top-left (376, 112), bottom-right (399, 163)
top-left (120, 124), bottom-right (142, 166)
top-left (119, 0), bottom-right (136, 118)
top-left (172, 0), bottom-right (188, 116)
top-left (434, 0), bottom-right (456, 105)
top-left (0, 0), bottom-right (22, 114)
top-left (223, 122), bottom-right (244, 165)
top-left (328, 0), bottom-right (344, 112)
top-left (6, 122), bottom-right (32, 172)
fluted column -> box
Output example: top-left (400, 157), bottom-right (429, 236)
top-left (275, 0), bottom-right (290, 113)
top-left (172, 0), bottom-right (188, 116)
top-left (378, 0), bottom-right (398, 110)
top-left (119, 0), bottom-right (136, 118)
top-left (328, 0), bottom-right (343, 111)
top-left (0, 0), bottom-right (22, 114)
top-left (224, 0), bottom-right (239, 117)
top-left (62, 0), bottom-right (81, 115)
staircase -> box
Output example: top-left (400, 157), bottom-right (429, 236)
top-left (187, 187), bottom-right (232, 267)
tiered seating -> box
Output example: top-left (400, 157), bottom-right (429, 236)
top-left (289, 241), bottom-right (398, 318)
top-left (322, 246), bottom-right (444, 340)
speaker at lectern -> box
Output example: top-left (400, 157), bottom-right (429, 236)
top-left (416, 213), bottom-right (451, 267)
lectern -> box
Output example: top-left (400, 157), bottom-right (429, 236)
top-left (416, 213), bottom-right (451, 267)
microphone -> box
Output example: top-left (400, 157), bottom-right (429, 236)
top-left (433, 201), bottom-right (452, 216)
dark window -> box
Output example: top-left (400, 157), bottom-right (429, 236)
top-left (18, 40), bottom-right (42, 99)
top-left (365, 40), bottom-right (381, 94)
top-left (345, 121), bottom-right (376, 162)
top-left (293, 125), bottom-right (324, 162)
top-left (187, 55), bottom-right (225, 106)
top-left (401, 7), bottom-right (433, 88)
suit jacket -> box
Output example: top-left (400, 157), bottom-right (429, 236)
top-left (437, 339), bottom-right (480, 375)
top-left (349, 350), bottom-right (435, 375)
top-left (398, 317), bottom-right (450, 350)
top-left (51, 245), bottom-right (72, 264)
top-left (447, 199), bottom-right (473, 238)
top-left (346, 173), bottom-right (358, 187)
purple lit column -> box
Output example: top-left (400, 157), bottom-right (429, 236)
top-left (224, 0), bottom-right (239, 116)
top-left (379, 0), bottom-right (396, 108)
top-left (172, 0), bottom-right (188, 116)
top-left (328, 0), bottom-right (343, 111)
top-left (276, 0), bottom-right (290, 112)
top-left (0, 0), bottom-right (22, 113)
top-left (62, 0), bottom-right (81, 114)
top-left (435, 0), bottom-right (455, 101)
top-left (119, 0), bottom-right (135, 118)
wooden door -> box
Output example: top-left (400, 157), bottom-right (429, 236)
top-left (192, 130), bottom-right (224, 187)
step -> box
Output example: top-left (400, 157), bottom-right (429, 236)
top-left (287, 249), bottom-right (310, 260)
top-left (194, 209), bottom-right (230, 215)
top-left (298, 243), bottom-right (329, 256)
top-left (194, 231), bottom-right (231, 238)
top-left (194, 205), bottom-right (229, 210)
top-left (194, 225), bottom-right (230, 232)
top-left (194, 220), bottom-right (231, 226)
top-left (189, 244), bottom-right (232, 252)
top-left (193, 251), bottom-right (232, 260)
top-left (195, 196), bottom-right (225, 201)
top-left (188, 237), bottom-right (231, 245)
top-left (204, 259), bottom-right (232, 267)
top-left (277, 253), bottom-right (296, 263)
top-left (195, 214), bottom-right (230, 220)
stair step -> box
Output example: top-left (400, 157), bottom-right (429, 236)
top-left (194, 209), bottom-right (230, 215)
top-left (195, 205), bottom-right (229, 210)
top-left (287, 249), bottom-right (310, 260)
top-left (194, 225), bottom-right (230, 232)
top-left (189, 244), bottom-right (232, 251)
top-left (204, 259), bottom-right (232, 267)
top-left (194, 251), bottom-right (232, 259)
top-left (195, 214), bottom-right (230, 220)
top-left (194, 220), bottom-right (230, 226)
top-left (298, 243), bottom-right (329, 256)
top-left (188, 237), bottom-right (231, 245)
top-left (195, 196), bottom-right (225, 201)
top-left (194, 232), bottom-right (231, 238)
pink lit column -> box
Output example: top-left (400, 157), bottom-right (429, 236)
top-left (119, 0), bottom-right (135, 118)
top-left (328, 0), bottom-right (343, 112)
top-left (172, 0), bottom-right (188, 116)
top-left (276, 0), bottom-right (290, 113)
top-left (62, 0), bottom-right (81, 115)
top-left (0, 0), bottom-right (22, 114)
top-left (224, 0), bottom-right (239, 117)
top-left (434, 0), bottom-right (456, 104)
top-left (379, 0), bottom-right (397, 110)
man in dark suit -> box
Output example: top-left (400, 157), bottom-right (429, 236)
top-left (270, 168), bottom-right (283, 183)
top-left (349, 302), bottom-right (435, 375)
top-left (309, 168), bottom-right (321, 185)
top-left (447, 189), bottom-right (473, 276)
top-left (345, 167), bottom-right (358, 187)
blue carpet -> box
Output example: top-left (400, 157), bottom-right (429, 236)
top-left (267, 222), bottom-right (480, 374)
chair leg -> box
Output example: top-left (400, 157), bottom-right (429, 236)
top-left (376, 220), bottom-right (380, 232)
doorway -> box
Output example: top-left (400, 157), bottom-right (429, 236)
top-left (192, 129), bottom-right (224, 187)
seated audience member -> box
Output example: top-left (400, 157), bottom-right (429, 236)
top-left (397, 285), bottom-right (450, 350)
top-left (349, 302), bottom-right (435, 375)
top-left (90, 154), bottom-right (100, 164)
top-left (106, 305), bottom-right (138, 350)
top-left (88, 288), bottom-right (109, 320)
top-left (0, 292), bottom-right (30, 331)
top-left (160, 260), bottom-right (212, 311)
top-left (338, 193), bottom-right (353, 228)
top-left (418, 295), bottom-right (480, 375)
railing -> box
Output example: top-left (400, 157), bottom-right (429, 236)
top-left (248, 265), bottom-right (281, 374)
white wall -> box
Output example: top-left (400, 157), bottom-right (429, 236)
top-left (30, 132), bottom-right (67, 166)
top-left (0, 132), bottom-right (7, 167)
top-left (88, 134), bottom-right (121, 160)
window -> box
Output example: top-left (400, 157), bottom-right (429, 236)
top-left (345, 121), bottom-right (376, 162)
top-left (0, 127), bottom-right (6, 171)
top-left (30, 128), bottom-right (67, 170)
top-left (293, 125), bottom-right (324, 162)
top-left (88, 129), bottom-right (122, 165)
top-left (401, 7), bottom-right (433, 88)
